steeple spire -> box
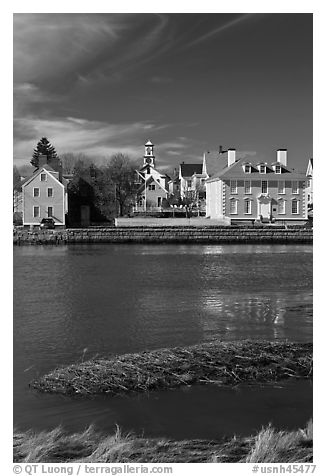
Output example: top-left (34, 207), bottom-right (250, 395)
top-left (144, 140), bottom-right (155, 167)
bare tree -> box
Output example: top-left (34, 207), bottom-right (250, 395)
top-left (106, 154), bottom-right (138, 216)
top-left (60, 153), bottom-right (93, 175)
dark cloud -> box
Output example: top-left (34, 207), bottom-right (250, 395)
top-left (13, 13), bottom-right (312, 170)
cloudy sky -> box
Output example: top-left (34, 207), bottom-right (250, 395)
top-left (13, 13), bottom-right (312, 171)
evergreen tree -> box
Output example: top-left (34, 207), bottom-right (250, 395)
top-left (31, 137), bottom-right (58, 168)
top-left (13, 165), bottom-right (21, 191)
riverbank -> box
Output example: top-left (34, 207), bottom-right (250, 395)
top-left (13, 225), bottom-right (312, 245)
top-left (13, 420), bottom-right (313, 463)
top-left (31, 340), bottom-right (312, 396)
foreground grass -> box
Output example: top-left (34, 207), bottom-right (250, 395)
top-left (13, 421), bottom-right (313, 463)
top-left (30, 340), bottom-right (312, 396)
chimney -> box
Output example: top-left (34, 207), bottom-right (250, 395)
top-left (277, 149), bottom-right (287, 167)
top-left (219, 145), bottom-right (223, 154)
top-left (58, 159), bottom-right (63, 183)
top-left (227, 148), bottom-right (236, 167)
top-left (38, 154), bottom-right (48, 167)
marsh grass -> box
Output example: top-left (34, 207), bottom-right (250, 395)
top-left (30, 340), bottom-right (312, 396)
top-left (244, 423), bottom-right (313, 463)
top-left (14, 421), bottom-right (313, 463)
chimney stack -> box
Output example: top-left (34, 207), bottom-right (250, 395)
top-left (38, 154), bottom-right (48, 167)
top-left (277, 149), bottom-right (287, 167)
top-left (227, 148), bottom-right (236, 167)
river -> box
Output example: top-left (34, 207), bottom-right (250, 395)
top-left (13, 243), bottom-right (313, 439)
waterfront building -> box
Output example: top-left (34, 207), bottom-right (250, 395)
top-left (305, 158), bottom-right (313, 210)
top-left (206, 149), bottom-right (308, 224)
top-left (178, 162), bottom-right (203, 197)
top-left (22, 155), bottom-right (68, 227)
top-left (134, 141), bottom-right (170, 211)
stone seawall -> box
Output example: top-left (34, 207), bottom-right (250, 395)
top-left (13, 226), bottom-right (313, 245)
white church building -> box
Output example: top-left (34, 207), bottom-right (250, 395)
top-left (134, 141), bottom-right (170, 211)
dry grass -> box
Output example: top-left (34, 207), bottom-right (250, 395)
top-left (243, 422), bottom-right (313, 463)
top-left (14, 421), bottom-right (313, 463)
top-left (30, 340), bottom-right (312, 396)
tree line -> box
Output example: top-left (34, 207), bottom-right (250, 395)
top-left (13, 137), bottom-right (205, 222)
top-left (14, 137), bottom-right (140, 220)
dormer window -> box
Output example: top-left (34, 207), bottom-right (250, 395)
top-left (243, 164), bottom-right (251, 174)
top-left (275, 164), bottom-right (281, 174)
top-left (259, 165), bottom-right (266, 174)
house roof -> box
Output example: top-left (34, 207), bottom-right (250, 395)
top-left (22, 166), bottom-right (65, 189)
top-left (180, 163), bottom-right (203, 177)
top-left (204, 152), bottom-right (229, 177)
top-left (137, 175), bottom-right (168, 194)
top-left (207, 156), bottom-right (307, 182)
top-left (138, 163), bottom-right (168, 177)
top-left (41, 164), bottom-right (56, 172)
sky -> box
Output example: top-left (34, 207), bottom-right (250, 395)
top-left (13, 13), bottom-right (312, 173)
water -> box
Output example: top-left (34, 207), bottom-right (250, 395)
top-left (13, 244), bottom-right (313, 439)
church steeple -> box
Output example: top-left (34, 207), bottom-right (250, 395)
top-left (144, 140), bottom-right (155, 167)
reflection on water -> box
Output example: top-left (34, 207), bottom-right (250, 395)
top-left (13, 244), bottom-right (312, 436)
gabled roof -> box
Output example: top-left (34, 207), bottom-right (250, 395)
top-left (41, 164), bottom-right (56, 172)
top-left (137, 175), bottom-right (168, 194)
top-left (204, 152), bottom-right (228, 177)
top-left (207, 156), bottom-right (307, 182)
top-left (180, 163), bottom-right (203, 177)
top-left (21, 166), bottom-right (64, 189)
top-left (138, 163), bottom-right (168, 177)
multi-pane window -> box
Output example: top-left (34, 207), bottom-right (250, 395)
top-left (292, 199), bottom-right (299, 214)
top-left (244, 164), bottom-right (251, 173)
top-left (259, 165), bottom-right (266, 174)
top-left (33, 188), bottom-right (40, 197)
top-left (230, 199), bottom-right (237, 214)
top-left (230, 180), bottom-right (237, 194)
top-left (47, 188), bottom-right (53, 197)
top-left (187, 180), bottom-right (192, 188)
top-left (278, 200), bottom-right (285, 214)
top-left (275, 164), bottom-right (281, 174)
top-left (33, 206), bottom-right (40, 218)
top-left (244, 200), bottom-right (252, 214)
top-left (47, 206), bottom-right (53, 217)
top-left (40, 173), bottom-right (47, 181)
top-left (278, 181), bottom-right (285, 194)
top-left (292, 181), bottom-right (299, 194)
top-left (261, 180), bottom-right (268, 194)
top-left (148, 184), bottom-right (155, 191)
top-left (244, 180), bottom-right (251, 194)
